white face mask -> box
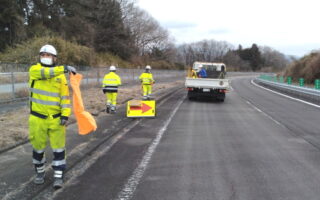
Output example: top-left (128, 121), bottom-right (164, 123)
top-left (40, 57), bottom-right (53, 65)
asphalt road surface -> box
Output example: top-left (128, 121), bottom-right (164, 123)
top-left (2, 76), bottom-right (320, 200)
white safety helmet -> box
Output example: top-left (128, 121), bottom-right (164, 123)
top-left (40, 44), bottom-right (57, 56)
top-left (145, 65), bottom-right (151, 70)
top-left (110, 65), bottom-right (116, 71)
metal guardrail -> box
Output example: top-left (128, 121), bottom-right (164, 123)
top-left (255, 78), bottom-right (320, 102)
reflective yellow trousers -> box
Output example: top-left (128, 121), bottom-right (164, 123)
top-left (105, 92), bottom-right (118, 106)
top-left (142, 84), bottom-right (152, 96)
top-left (29, 115), bottom-right (66, 151)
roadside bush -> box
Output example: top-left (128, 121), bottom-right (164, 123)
top-left (95, 52), bottom-right (132, 68)
top-left (0, 36), bottom-right (95, 66)
top-left (0, 37), bottom-right (132, 68)
top-left (284, 51), bottom-right (320, 83)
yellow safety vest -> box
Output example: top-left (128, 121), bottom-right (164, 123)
top-left (102, 72), bottom-right (121, 92)
top-left (191, 70), bottom-right (197, 78)
top-left (139, 72), bottom-right (154, 85)
top-left (29, 63), bottom-right (71, 118)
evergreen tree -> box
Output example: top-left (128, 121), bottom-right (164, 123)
top-left (93, 0), bottom-right (132, 59)
top-left (0, 0), bottom-right (25, 51)
top-left (250, 44), bottom-right (262, 71)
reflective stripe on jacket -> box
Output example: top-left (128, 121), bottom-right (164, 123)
top-left (102, 72), bottom-right (121, 93)
top-left (139, 72), bottom-right (154, 85)
top-left (29, 63), bottom-right (71, 118)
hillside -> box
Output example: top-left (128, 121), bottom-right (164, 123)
top-left (284, 51), bottom-right (320, 83)
top-left (0, 36), bottom-right (132, 68)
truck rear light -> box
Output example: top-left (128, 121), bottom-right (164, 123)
top-left (219, 89), bottom-right (227, 93)
top-left (187, 87), bottom-right (194, 91)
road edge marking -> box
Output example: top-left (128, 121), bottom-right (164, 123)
top-left (251, 79), bottom-right (320, 109)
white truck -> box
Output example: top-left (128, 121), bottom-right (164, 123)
top-left (185, 62), bottom-right (230, 101)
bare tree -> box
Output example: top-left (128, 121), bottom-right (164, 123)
top-left (260, 46), bottom-right (289, 71)
top-left (176, 39), bottom-right (233, 66)
top-left (120, 3), bottom-right (170, 55)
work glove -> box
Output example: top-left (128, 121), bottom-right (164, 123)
top-left (102, 87), bottom-right (107, 94)
top-left (60, 116), bottom-right (68, 126)
top-left (64, 65), bottom-right (77, 74)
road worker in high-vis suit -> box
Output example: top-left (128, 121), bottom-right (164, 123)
top-left (29, 44), bottom-right (76, 189)
top-left (102, 66), bottom-right (121, 113)
top-left (139, 65), bottom-right (155, 100)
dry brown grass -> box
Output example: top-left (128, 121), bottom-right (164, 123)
top-left (0, 81), bottom-right (182, 150)
top-left (0, 107), bottom-right (29, 148)
top-left (284, 51), bottom-right (320, 84)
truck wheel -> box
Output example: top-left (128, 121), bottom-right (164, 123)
top-left (187, 91), bottom-right (194, 100)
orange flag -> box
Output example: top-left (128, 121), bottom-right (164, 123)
top-left (70, 73), bottom-right (97, 135)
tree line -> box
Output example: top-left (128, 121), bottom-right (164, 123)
top-left (0, 0), bottom-right (171, 60)
top-left (176, 41), bottom-right (289, 71)
top-left (0, 0), bottom-right (289, 70)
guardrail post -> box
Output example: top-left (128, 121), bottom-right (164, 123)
top-left (86, 70), bottom-right (89, 87)
top-left (315, 79), bottom-right (320, 89)
top-left (287, 77), bottom-right (292, 85)
top-left (97, 68), bottom-right (100, 84)
top-left (279, 76), bottom-right (284, 83)
top-left (299, 78), bottom-right (304, 87)
top-left (274, 76), bottom-right (278, 82)
top-left (11, 72), bottom-right (15, 100)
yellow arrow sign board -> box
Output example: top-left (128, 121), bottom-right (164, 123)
top-left (127, 100), bottom-right (156, 118)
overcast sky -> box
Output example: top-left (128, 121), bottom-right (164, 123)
top-left (137, 0), bottom-right (320, 57)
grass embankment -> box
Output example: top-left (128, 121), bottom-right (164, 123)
top-left (0, 36), bottom-right (182, 70)
top-left (284, 51), bottom-right (320, 84)
top-left (0, 36), bottom-right (132, 67)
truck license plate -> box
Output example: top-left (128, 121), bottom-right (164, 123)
top-left (203, 88), bottom-right (210, 92)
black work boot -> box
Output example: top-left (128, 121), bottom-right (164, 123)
top-left (106, 105), bottom-right (110, 113)
top-left (34, 166), bottom-right (45, 185)
top-left (53, 170), bottom-right (64, 190)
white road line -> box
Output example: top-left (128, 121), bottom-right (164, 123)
top-left (115, 97), bottom-right (185, 200)
top-left (246, 101), bottom-right (283, 126)
top-left (246, 101), bottom-right (262, 112)
top-left (251, 79), bottom-right (320, 109)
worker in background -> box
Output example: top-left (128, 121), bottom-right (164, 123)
top-left (218, 65), bottom-right (226, 79)
top-left (102, 66), bottom-right (122, 113)
top-left (197, 65), bottom-right (207, 78)
top-left (139, 65), bottom-right (155, 100)
top-left (191, 68), bottom-right (198, 78)
top-left (29, 44), bottom-right (76, 189)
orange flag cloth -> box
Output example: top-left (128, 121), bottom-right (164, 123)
top-left (70, 73), bottom-right (97, 135)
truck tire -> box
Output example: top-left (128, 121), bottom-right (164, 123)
top-left (216, 93), bottom-right (225, 102)
top-left (187, 91), bottom-right (194, 100)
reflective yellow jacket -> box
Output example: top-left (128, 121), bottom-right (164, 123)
top-left (102, 72), bottom-right (122, 93)
top-left (139, 72), bottom-right (154, 85)
top-left (102, 72), bottom-right (121, 87)
top-left (29, 63), bottom-right (71, 118)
